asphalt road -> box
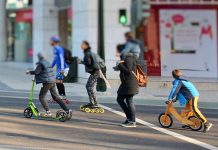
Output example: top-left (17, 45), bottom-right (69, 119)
top-left (0, 90), bottom-right (217, 150)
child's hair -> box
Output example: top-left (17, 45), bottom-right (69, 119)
top-left (125, 32), bottom-right (134, 40)
top-left (116, 44), bottom-right (125, 53)
top-left (172, 69), bottom-right (182, 79)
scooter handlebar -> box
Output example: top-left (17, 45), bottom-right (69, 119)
top-left (32, 76), bottom-right (35, 81)
top-left (165, 99), bottom-right (177, 104)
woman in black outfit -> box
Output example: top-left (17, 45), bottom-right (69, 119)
top-left (115, 45), bottom-right (139, 127)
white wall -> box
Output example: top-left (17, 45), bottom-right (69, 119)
top-left (72, 0), bottom-right (98, 82)
top-left (104, 0), bottom-right (131, 80)
top-left (33, 0), bottom-right (58, 65)
top-left (72, 0), bottom-right (131, 82)
top-left (160, 9), bottom-right (218, 78)
top-left (0, 0), bottom-right (7, 61)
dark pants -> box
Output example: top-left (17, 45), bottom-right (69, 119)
top-left (86, 71), bottom-right (99, 105)
top-left (56, 83), bottom-right (66, 96)
top-left (39, 83), bottom-right (68, 111)
top-left (117, 95), bottom-right (136, 122)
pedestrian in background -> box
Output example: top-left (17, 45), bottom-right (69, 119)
top-left (114, 45), bottom-right (139, 127)
top-left (120, 32), bottom-right (141, 60)
top-left (50, 36), bottom-right (69, 100)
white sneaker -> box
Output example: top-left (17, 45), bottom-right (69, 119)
top-left (60, 96), bottom-right (67, 100)
top-left (203, 123), bottom-right (213, 133)
top-left (44, 111), bottom-right (52, 117)
top-left (121, 122), bottom-right (137, 128)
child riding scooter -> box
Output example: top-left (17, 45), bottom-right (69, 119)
top-left (26, 53), bottom-right (72, 118)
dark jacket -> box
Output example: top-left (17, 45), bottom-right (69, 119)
top-left (117, 54), bottom-right (139, 96)
top-left (30, 59), bottom-right (55, 84)
top-left (82, 49), bottom-right (98, 75)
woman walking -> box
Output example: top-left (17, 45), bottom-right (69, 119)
top-left (114, 45), bottom-right (139, 127)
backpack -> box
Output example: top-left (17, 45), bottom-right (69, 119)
top-left (132, 64), bottom-right (148, 87)
top-left (63, 48), bottom-right (73, 64)
top-left (91, 52), bottom-right (106, 70)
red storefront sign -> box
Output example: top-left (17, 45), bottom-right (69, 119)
top-left (16, 9), bottom-right (32, 23)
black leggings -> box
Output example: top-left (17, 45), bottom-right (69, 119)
top-left (117, 95), bottom-right (136, 122)
top-left (56, 83), bottom-right (66, 96)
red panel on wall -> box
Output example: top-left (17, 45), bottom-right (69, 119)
top-left (16, 9), bottom-right (32, 23)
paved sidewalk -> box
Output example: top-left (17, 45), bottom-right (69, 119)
top-left (0, 62), bottom-right (218, 109)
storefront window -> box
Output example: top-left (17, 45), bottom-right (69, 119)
top-left (6, 0), bottom-right (32, 62)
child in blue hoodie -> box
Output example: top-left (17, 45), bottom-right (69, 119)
top-left (50, 36), bottom-right (69, 100)
top-left (168, 69), bottom-right (212, 132)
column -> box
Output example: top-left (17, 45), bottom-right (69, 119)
top-left (72, 0), bottom-right (98, 83)
top-left (104, 0), bottom-right (131, 80)
top-left (33, 0), bottom-right (58, 65)
top-left (0, 0), bottom-right (7, 61)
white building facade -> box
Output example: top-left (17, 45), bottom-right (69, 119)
top-left (32, 0), bottom-right (131, 82)
top-left (2, 0), bottom-right (218, 79)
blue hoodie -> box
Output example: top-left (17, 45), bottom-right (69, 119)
top-left (168, 78), bottom-right (200, 106)
top-left (51, 45), bottom-right (68, 73)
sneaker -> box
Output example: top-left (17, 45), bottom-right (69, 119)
top-left (66, 109), bottom-right (73, 120)
top-left (121, 119), bottom-right (130, 125)
top-left (203, 122), bottom-right (213, 133)
top-left (121, 122), bottom-right (137, 128)
top-left (44, 111), bottom-right (52, 117)
top-left (61, 96), bottom-right (67, 100)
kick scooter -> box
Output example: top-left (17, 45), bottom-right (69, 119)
top-left (23, 77), bottom-right (69, 122)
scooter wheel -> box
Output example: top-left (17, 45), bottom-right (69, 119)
top-left (66, 110), bottom-right (73, 120)
top-left (158, 113), bottom-right (173, 128)
top-left (56, 110), bottom-right (67, 122)
top-left (56, 110), bottom-right (63, 118)
top-left (188, 116), bottom-right (202, 131)
top-left (24, 107), bottom-right (33, 118)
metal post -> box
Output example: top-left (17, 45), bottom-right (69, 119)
top-left (97, 0), bottom-right (106, 92)
top-left (0, 0), bottom-right (7, 61)
top-left (97, 0), bottom-right (105, 59)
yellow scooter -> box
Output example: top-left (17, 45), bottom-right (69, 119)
top-left (158, 100), bottom-right (202, 131)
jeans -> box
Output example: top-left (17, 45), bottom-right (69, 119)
top-left (117, 95), bottom-right (136, 122)
top-left (86, 71), bottom-right (99, 105)
top-left (39, 83), bottom-right (68, 111)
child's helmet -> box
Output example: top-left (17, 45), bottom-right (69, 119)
top-left (172, 69), bottom-right (182, 79)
